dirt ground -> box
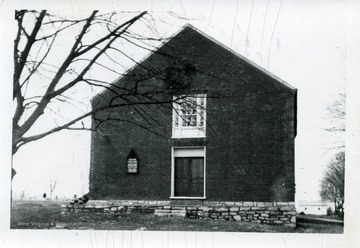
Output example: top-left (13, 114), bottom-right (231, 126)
top-left (10, 200), bottom-right (343, 233)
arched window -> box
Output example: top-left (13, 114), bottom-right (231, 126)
top-left (127, 149), bottom-right (139, 174)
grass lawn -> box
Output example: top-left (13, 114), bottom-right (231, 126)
top-left (10, 200), bottom-right (343, 233)
top-left (299, 214), bottom-right (344, 221)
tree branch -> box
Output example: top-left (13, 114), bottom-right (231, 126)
top-left (13, 97), bottom-right (177, 152)
top-left (75, 11), bottom-right (147, 57)
top-left (13, 11), bottom-right (46, 130)
top-left (14, 10), bottom-right (47, 92)
top-left (50, 12), bottom-right (148, 98)
top-left (14, 11), bottom-right (98, 144)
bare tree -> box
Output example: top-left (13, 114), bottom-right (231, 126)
top-left (320, 151), bottom-right (345, 217)
top-left (325, 92), bottom-right (346, 150)
top-left (12, 10), bottom-right (218, 179)
top-left (13, 10), bottom-right (149, 155)
top-left (49, 180), bottom-right (57, 199)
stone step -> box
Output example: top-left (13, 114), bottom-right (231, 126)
top-left (154, 209), bottom-right (187, 218)
top-left (170, 199), bottom-right (204, 206)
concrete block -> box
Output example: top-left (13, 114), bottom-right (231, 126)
top-left (156, 209), bottom-right (171, 214)
top-left (215, 207), bottom-right (228, 212)
top-left (280, 206), bottom-right (293, 211)
top-left (172, 210), bottom-right (186, 214)
top-left (225, 202), bottom-right (235, 206)
top-left (243, 202), bottom-right (254, 207)
top-left (211, 202), bottom-right (225, 207)
top-left (154, 212), bottom-right (169, 217)
top-left (198, 206), bottom-right (212, 211)
top-left (233, 215), bottom-right (241, 221)
top-left (86, 200), bottom-right (109, 206)
top-left (290, 216), bottom-right (296, 223)
top-left (171, 210), bottom-right (187, 217)
top-left (172, 206), bottom-right (186, 210)
top-left (229, 207), bottom-right (239, 212)
top-left (275, 202), bottom-right (289, 206)
top-left (283, 211), bottom-right (297, 216)
top-left (110, 206), bottom-right (118, 211)
top-left (154, 209), bottom-right (186, 218)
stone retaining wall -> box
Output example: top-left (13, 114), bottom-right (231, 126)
top-left (61, 200), bottom-right (296, 227)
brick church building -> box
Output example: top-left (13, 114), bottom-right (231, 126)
top-left (88, 24), bottom-right (297, 206)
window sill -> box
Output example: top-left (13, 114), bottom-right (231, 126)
top-left (171, 136), bottom-right (206, 139)
top-left (170, 196), bottom-right (206, 200)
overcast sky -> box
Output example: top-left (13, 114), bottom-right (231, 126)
top-left (6, 1), bottom-right (348, 203)
top-left (2, 1), bottom-right (360, 248)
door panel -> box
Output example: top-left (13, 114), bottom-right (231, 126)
top-left (175, 157), bottom-right (204, 197)
top-left (175, 158), bottom-right (190, 196)
top-left (189, 158), bottom-right (204, 196)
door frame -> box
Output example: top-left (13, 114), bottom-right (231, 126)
top-left (170, 146), bottom-right (206, 199)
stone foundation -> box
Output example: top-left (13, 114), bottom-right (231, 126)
top-left (61, 200), bottom-right (296, 227)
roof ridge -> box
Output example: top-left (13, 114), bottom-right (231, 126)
top-left (183, 24), bottom-right (296, 91)
top-left (92, 23), bottom-right (296, 101)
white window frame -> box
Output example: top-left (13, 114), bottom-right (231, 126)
top-left (170, 146), bottom-right (206, 199)
top-left (172, 94), bottom-right (206, 138)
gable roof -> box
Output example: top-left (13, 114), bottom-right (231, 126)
top-left (182, 24), bottom-right (296, 92)
top-left (92, 24), bottom-right (296, 102)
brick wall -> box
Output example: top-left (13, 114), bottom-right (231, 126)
top-left (89, 26), bottom-right (296, 202)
